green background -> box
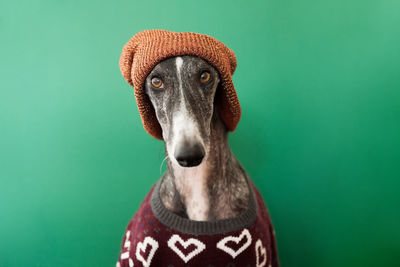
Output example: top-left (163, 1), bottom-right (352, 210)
top-left (1, 0), bottom-right (399, 266)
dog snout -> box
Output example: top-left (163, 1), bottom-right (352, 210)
top-left (174, 141), bottom-right (205, 167)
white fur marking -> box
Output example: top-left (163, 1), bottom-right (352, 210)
top-left (172, 159), bottom-right (210, 220)
top-left (170, 57), bottom-right (209, 221)
top-left (172, 57), bottom-right (203, 150)
top-left (176, 56), bottom-right (183, 77)
top-left (172, 56), bottom-right (203, 152)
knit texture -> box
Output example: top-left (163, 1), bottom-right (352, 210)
top-left (116, 176), bottom-right (279, 267)
top-left (119, 29), bottom-right (241, 140)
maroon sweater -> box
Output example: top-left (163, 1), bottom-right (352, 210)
top-left (116, 176), bottom-right (279, 267)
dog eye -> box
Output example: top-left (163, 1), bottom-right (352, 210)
top-left (200, 71), bottom-right (211, 83)
top-left (151, 77), bottom-right (163, 88)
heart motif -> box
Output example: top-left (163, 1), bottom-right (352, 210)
top-left (135, 236), bottom-right (159, 267)
top-left (119, 231), bottom-right (134, 266)
top-left (255, 239), bottom-right (267, 267)
top-left (116, 258), bottom-right (133, 267)
top-left (124, 231), bottom-right (131, 249)
top-left (168, 234), bottom-right (206, 263)
top-left (216, 228), bottom-right (252, 258)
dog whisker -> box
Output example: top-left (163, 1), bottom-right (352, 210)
top-left (160, 155), bottom-right (169, 174)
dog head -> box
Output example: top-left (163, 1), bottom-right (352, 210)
top-left (119, 30), bottom-right (241, 141)
top-left (144, 56), bottom-right (220, 168)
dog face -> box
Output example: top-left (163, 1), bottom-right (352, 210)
top-left (144, 56), bottom-right (220, 168)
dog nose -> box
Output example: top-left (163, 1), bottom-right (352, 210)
top-left (174, 141), bottom-right (205, 167)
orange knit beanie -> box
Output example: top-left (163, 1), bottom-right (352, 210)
top-left (119, 29), bottom-right (241, 140)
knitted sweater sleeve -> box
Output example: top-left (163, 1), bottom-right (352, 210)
top-left (269, 218), bottom-right (280, 267)
top-left (117, 219), bottom-right (135, 267)
top-left (250, 180), bottom-right (280, 267)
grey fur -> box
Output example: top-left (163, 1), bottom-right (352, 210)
top-left (144, 55), bottom-right (249, 221)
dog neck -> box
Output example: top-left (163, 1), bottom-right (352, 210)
top-left (160, 106), bottom-right (249, 221)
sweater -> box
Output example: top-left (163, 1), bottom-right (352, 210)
top-left (116, 174), bottom-right (279, 267)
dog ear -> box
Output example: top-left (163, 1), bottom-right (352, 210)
top-left (119, 34), bottom-right (140, 87)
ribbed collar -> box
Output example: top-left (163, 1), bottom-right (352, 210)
top-left (150, 171), bottom-right (258, 236)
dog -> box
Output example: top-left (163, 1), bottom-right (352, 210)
top-left (116, 30), bottom-right (279, 267)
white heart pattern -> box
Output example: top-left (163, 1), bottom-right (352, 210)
top-left (216, 228), bottom-right (252, 258)
top-left (168, 234), bottom-right (206, 263)
top-left (255, 239), bottom-right (267, 267)
top-left (119, 231), bottom-right (134, 267)
top-left (135, 236), bottom-right (159, 267)
top-left (124, 231), bottom-right (131, 249)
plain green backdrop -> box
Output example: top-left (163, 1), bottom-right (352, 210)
top-left (1, 0), bottom-right (399, 266)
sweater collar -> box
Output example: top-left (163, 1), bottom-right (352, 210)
top-left (150, 171), bottom-right (258, 235)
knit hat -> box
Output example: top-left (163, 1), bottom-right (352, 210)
top-left (119, 29), bottom-right (241, 140)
